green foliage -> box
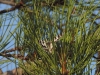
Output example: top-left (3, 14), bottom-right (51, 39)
top-left (0, 0), bottom-right (100, 75)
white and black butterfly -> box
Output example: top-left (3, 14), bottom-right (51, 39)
top-left (39, 34), bottom-right (62, 53)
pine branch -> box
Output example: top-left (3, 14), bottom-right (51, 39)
top-left (0, 1), bottom-right (24, 14)
top-left (2, 47), bottom-right (22, 53)
top-left (0, 0), bottom-right (15, 6)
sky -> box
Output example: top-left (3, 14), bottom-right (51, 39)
top-left (0, 1), bottom-right (100, 75)
top-left (0, 4), bottom-right (19, 73)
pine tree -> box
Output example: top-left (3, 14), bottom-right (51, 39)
top-left (0, 0), bottom-right (100, 75)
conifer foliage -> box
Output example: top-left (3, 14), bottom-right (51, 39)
top-left (0, 0), bottom-right (100, 75)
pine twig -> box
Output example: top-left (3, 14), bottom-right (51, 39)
top-left (0, 0), bottom-right (24, 14)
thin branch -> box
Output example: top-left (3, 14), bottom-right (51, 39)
top-left (2, 47), bottom-right (22, 53)
top-left (0, 46), bottom-right (31, 60)
top-left (0, 1), bottom-right (24, 14)
top-left (0, 52), bottom-right (26, 60)
top-left (0, 0), bottom-right (16, 6)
